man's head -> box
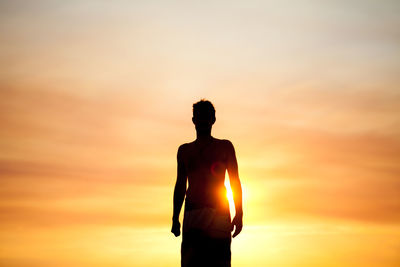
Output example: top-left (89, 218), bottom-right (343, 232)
top-left (192, 99), bottom-right (216, 133)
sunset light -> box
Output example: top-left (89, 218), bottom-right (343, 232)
top-left (224, 174), bottom-right (236, 217)
top-left (1, 1), bottom-right (399, 266)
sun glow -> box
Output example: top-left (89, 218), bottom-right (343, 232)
top-left (224, 174), bottom-right (236, 217)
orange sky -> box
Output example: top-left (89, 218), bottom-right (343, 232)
top-left (1, 1), bottom-right (400, 266)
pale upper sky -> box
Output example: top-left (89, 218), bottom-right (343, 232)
top-left (0, 1), bottom-right (400, 266)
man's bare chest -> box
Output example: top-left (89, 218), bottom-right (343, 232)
top-left (183, 143), bottom-right (227, 175)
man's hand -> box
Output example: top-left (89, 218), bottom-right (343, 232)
top-left (171, 220), bottom-right (181, 237)
top-left (231, 214), bottom-right (243, 238)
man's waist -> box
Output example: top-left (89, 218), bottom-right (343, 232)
top-left (185, 200), bottom-right (214, 211)
top-left (185, 199), bottom-right (229, 213)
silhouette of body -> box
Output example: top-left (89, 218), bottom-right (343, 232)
top-left (172, 100), bottom-right (243, 267)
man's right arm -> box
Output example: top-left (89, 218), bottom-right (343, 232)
top-left (171, 145), bottom-right (187, 237)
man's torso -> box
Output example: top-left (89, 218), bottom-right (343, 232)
top-left (179, 137), bottom-right (231, 212)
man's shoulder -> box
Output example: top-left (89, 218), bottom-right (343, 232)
top-left (215, 138), bottom-right (234, 147)
top-left (178, 138), bottom-right (234, 151)
top-left (177, 142), bottom-right (193, 153)
top-left (212, 138), bottom-right (234, 152)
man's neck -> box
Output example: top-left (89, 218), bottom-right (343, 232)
top-left (195, 132), bottom-right (213, 143)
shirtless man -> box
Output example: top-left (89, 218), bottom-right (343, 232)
top-left (171, 99), bottom-right (243, 267)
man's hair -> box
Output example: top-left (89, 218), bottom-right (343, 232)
top-left (193, 99), bottom-right (216, 119)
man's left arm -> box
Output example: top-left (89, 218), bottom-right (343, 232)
top-left (226, 140), bottom-right (243, 238)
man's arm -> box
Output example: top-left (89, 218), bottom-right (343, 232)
top-left (171, 145), bottom-right (187, 237)
top-left (226, 140), bottom-right (243, 238)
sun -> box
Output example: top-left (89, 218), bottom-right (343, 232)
top-left (224, 174), bottom-right (236, 217)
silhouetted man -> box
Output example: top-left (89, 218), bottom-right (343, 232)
top-left (171, 99), bottom-right (243, 267)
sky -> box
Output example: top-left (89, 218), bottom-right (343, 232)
top-left (0, 0), bottom-right (400, 266)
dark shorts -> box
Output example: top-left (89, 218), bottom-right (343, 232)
top-left (181, 229), bottom-right (231, 267)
